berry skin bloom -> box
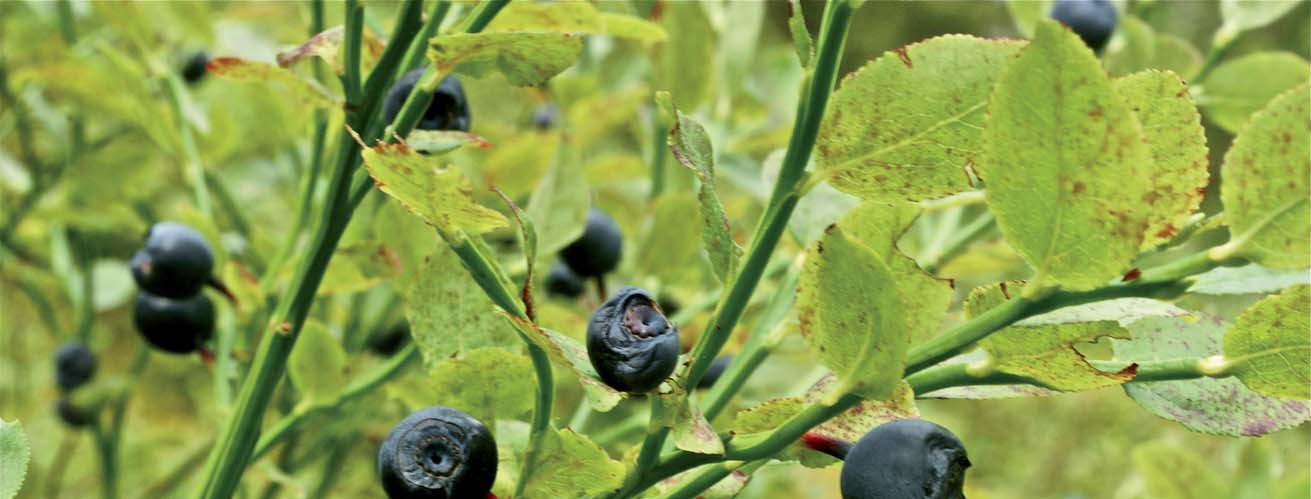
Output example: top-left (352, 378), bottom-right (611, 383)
top-left (587, 287), bottom-right (680, 393)
top-left (840, 419), bottom-right (971, 499)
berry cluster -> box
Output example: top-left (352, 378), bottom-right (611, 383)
top-left (129, 222), bottom-right (218, 354)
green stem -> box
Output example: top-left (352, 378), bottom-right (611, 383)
top-left (194, 2), bottom-right (428, 496)
top-left (621, 398), bottom-right (669, 495)
top-left (905, 250), bottom-right (1224, 375)
top-left (460, 0), bottom-right (510, 33)
top-left (342, 0), bottom-right (364, 104)
top-left (700, 255), bottom-right (805, 421)
top-left (658, 460), bottom-right (765, 499)
top-left (92, 424), bottom-right (117, 499)
top-left (919, 212), bottom-right (995, 274)
top-left (441, 233), bottom-right (554, 499)
top-left (252, 343), bottom-right (419, 460)
top-left (907, 356), bottom-right (1231, 395)
top-left (162, 74), bottom-right (212, 217)
top-left (398, 0), bottom-right (452, 76)
top-left (649, 107), bottom-right (668, 201)
top-left (682, 0), bottom-right (855, 390)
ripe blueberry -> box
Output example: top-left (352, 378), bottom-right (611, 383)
top-left (696, 356), bottom-right (732, 389)
top-left (54, 341), bottom-right (96, 391)
top-left (382, 69), bottom-right (471, 132)
top-left (56, 398), bottom-right (94, 428)
top-left (1050, 0), bottom-right (1118, 52)
top-left (532, 103), bottom-right (559, 130)
top-left (840, 419), bottom-right (970, 499)
top-left (368, 322), bottom-right (412, 357)
top-left (132, 291), bottom-right (216, 354)
top-left (181, 50), bottom-right (211, 84)
top-left (545, 260), bottom-right (585, 298)
top-left (130, 222), bottom-right (215, 299)
top-left (560, 209), bottom-right (623, 278)
top-left (586, 287), bottom-right (679, 393)
top-left (378, 406), bottom-right (497, 499)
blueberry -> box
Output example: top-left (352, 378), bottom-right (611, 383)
top-left (840, 419), bottom-right (970, 499)
top-left (378, 406), bottom-right (497, 499)
top-left (695, 356), bottom-right (732, 389)
top-left (545, 260), bottom-right (585, 298)
top-left (560, 209), bottom-right (623, 278)
top-left (56, 398), bottom-right (94, 428)
top-left (368, 322), bottom-right (412, 357)
top-left (657, 295), bottom-right (682, 319)
top-left (181, 50), bottom-right (210, 84)
top-left (532, 103), bottom-right (559, 130)
top-left (1049, 0), bottom-right (1118, 52)
top-left (132, 291), bottom-right (215, 354)
top-left (54, 341), bottom-right (96, 391)
top-left (382, 69), bottom-right (471, 132)
top-left (586, 287), bottom-right (679, 393)
top-left (130, 222), bottom-right (215, 299)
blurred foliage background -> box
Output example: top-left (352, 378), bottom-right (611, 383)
top-left (1, 1), bottom-right (1308, 498)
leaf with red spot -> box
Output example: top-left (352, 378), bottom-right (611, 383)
top-left (427, 32), bottom-right (581, 86)
top-left (206, 57), bottom-right (340, 107)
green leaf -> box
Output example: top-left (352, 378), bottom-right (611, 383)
top-left (526, 140), bottom-right (588, 257)
top-left (522, 428), bottom-right (625, 499)
top-left (404, 130), bottom-right (493, 155)
top-left (502, 314), bottom-right (626, 412)
top-left (657, 92), bottom-right (741, 284)
top-left (1200, 52), bottom-right (1309, 133)
top-left (980, 20), bottom-right (1153, 290)
top-left (273, 26), bottom-right (385, 73)
top-left (427, 32), bottom-right (581, 87)
top-left (797, 221), bottom-right (907, 400)
top-left (1113, 70), bottom-right (1209, 249)
top-left (1189, 264), bottom-right (1311, 295)
top-left (1005, 0), bottom-right (1052, 38)
top-left (802, 376), bottom-right (919, 443)
top-left (1219, 82), bottom-right (1311, 268)
top-left (1104, 15), bottom-right (1156, 76)
top-left (637, 192), bottom-right (706, 285)
top-left (1114, 314), bottom-right (1310, 436)
top-left (207, 57), bottom-right (340, 107)
top-left (1133, 440), bottom-right (1229, 499)
top-left (839, 203), bottom-right (952, 344)
top-left (404, 245), bottom-right (520, 366)
top-left (787, 0), bottom-right (814, 67)
top-left (1153, 34), bottom-right (1203, 79)
top-left (363, 142), bottom-right (508, 237)
top-left (287, 322), bottom-right (348, 406)
top-left (966, 282), bottom-right (1137, 391)
top-left (0, 419), bottom-right (29, 499)
top-left (428, 348), bottom-right (535, 423)
top-left (1219, 0), bottom-right (1304, 33)
top-left (317, 241), bottom-right (402, 296)
top-left (661, 390), bottom-right (724, 455)
top-left (818, 36), bottom-right (1024, 202)
top-left (732, 397), bottom-right (804, 435)
top-left (484, 1), bottom-right (666, 42)
top-left (656, 2), bottom-right (714, 110)
top-left (1225, 285), bottom-right (1311, 400)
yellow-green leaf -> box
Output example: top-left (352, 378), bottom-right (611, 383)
top-left (0, 419), bottom-right (29, 499)
top-left (1219, 82), bottom-right (1310, 268)
top-left (980, 20), bottom-right (1153, 290)
top-left (818, 36), bottom-right (1024, 202)
top-left (404, 245), bottom-right (520, 366)
top-left (1114, 70), bottom-right (1209, 249)
top-left (287, 322), bottom-right (349, 406)
top-left (1224, 285), bottom-right (1311, 400)
top-left (1200, 52), bottom-right (1310, 133)
top-left (521, 428), bottom-right (625, 498)
top-left (207, 57), bottom-right (340, 107)
top-left (427, 348), bottom-right (535, 423)
top-left (362, 142), bottom-right (508, 237)
top-left (428, 32), bottom-right (581, 87)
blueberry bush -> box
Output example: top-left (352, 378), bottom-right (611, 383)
top-left (1, 1), bottom-right (1309, 498)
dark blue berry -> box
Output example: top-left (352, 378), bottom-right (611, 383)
top-left (56, 398), bottom-right (94, 428)
top-left (181, 50), bottom-right (210, 84)
top-left (545, 260), bottom-right (585, 298)
top-left (378, 406), bottom-right (497, 499)
top-left (560, 209), bottom-right (623, 278)
top-left (54, 341), bottom-right (96, 391)
top-left (132, 291), bottom-right (215, 354)
top-left (533, 103), bottom-right (559, 130)
top-left (130, 222), bottom-right (215, 299)
top-left (382, 69), bottom-right (471, 132)
top-left (1050, 0), bottom-right (1118, 52)
top-left (840, 419), bottom-right (970, 499)
top-left (587, 287), bottom-right (679, 393)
